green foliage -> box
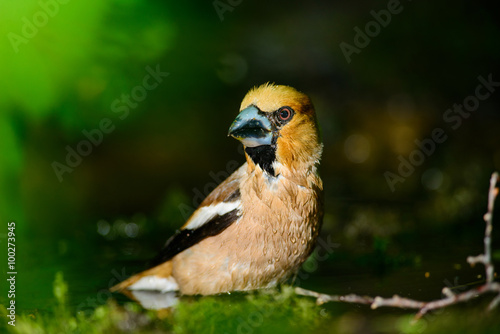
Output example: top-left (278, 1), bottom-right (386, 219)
top-left (53, 272), bottom-right (68, 308)
top-left (397, 309), bottom-right (500, 334)
top-left (173, 286), bottom-right (322, 334)
top-left (0, 0), bottom-right (173, 119)
top-left (2, 299), bottom-right (136, 334)
top-left (0, 0), bottom-right (174, 235)
top-left (1, 273), bottom-right (322, 334)
top-left (1, 272), bottom-right (154, 334)
top-left (2, 272), bottom-right (499, 334)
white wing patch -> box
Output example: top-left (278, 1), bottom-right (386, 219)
top-left (128, 276), bottom-right (179, 292)
top-left (184, 201), bottom-right (241, 230)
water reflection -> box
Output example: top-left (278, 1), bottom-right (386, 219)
top-left (123, 290), bottom-right (179, 310)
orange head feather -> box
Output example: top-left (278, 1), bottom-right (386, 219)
top-left (238, 83), bottom-right (322, 173)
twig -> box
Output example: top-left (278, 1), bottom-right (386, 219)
top-left (467, 172), bottom-right (498, 283)
top-left (296, 172), bottom-right (500, 320)
top-left (294, 287), bottom-right (375, 306)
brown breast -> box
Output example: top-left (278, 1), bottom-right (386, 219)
top-left (171, 164), bottom-right (323, 295)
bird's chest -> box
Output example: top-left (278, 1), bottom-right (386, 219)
top-left (172, 172), bottom-right (321, 294)
top-left (231, 174), bottom-right (320, 277)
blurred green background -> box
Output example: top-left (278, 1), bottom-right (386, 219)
top-left (1, 0), bottom-right (500, 333)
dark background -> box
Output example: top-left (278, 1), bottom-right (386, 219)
top-left (0, 0), bottom-right (499, 332)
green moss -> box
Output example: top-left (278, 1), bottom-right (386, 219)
top-left (5, 272), bottom-right (498, 334)
top-left (396, 308), bottom-right (500, 334)
top-left (1, 273), bottom-right (322, 334)
top-left (0, 272), bottom-right (157, 334)
top-left (173, 286), bottom-right (322, 334)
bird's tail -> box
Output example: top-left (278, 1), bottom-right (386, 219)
top-left (110, 261), bottom-right (178, 293)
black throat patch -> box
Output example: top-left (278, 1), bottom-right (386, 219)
top-left (245, 145), bottom-right (277, 176)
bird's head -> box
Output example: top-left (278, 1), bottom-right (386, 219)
top-left (228, 83), bottom-right (322, 177)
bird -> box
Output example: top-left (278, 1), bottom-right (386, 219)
top-left (111, 83), bottom-right (323, 296)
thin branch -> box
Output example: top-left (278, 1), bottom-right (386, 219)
top-left (296, 172), bottom-right (500, 320)
top-left (488, 292), bottom-right (500, 311)
top-left (467, 172), bottom-right (498, 283)
top-left (295, 287), bottom-right (375, 306)
top-left (297, 283), bottom-right (500, 319)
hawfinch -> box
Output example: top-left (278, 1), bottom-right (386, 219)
top-left (111, 83), bottom-right (323, 295)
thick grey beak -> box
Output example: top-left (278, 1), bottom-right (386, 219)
top-left (228, 106), bottom-right (272, 147)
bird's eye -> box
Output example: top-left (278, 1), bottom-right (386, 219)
top-left (278, 107), bottom-right (293, 122)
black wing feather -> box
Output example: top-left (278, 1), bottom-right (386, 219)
top-left (149, 208), bottom-right (240, 267)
